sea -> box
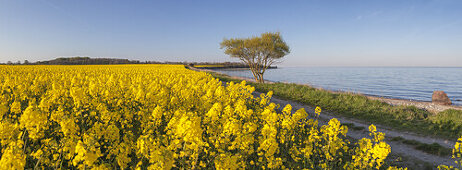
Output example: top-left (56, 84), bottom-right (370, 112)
top-left (216, 67), bottom-right (462, 106)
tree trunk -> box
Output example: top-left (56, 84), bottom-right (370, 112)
top-left (256, 73), bottom-right (265, 83)
top-left (250, 68), bottom-right (259, 82)
top-left (246, 62), bottom-right (266, 83)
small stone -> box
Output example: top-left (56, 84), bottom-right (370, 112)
top-left (432, 91), bottom-right (452, 105)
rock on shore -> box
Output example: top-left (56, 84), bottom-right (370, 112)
top-left (432, 91), bottom-right (452, 105)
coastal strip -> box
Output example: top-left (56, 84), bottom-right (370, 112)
top-left (189, 66), bottom-right (462, 113)
top-left (188, 65), bottom-right (462, 167)
top-left (188, 65), bottom-right (462, 140)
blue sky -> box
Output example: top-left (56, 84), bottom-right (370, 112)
top-left (0, 0), bottom-right (461, 66)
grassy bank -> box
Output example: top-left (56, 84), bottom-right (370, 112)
top-left (211, 72), bottom-right (462, 140)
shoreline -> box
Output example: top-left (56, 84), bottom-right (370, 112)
top-left (190, 66), bottom-right (462, 113)
top-left (191, 65), bottom-right (277, 70)
top-left (191, 65), bottom-right (462, 167)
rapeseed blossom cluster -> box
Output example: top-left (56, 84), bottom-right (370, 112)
top-left (439, 137), bottom-right (462, 170)
top-left (0, 64), bottom-right (405, 169)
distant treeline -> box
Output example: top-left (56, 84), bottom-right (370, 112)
top-left (35, 57), bottom-right (143, 65)
top-left (0, 57), bottom-right (249, 66)
top-left (1, 57), bottom-right (144, 65)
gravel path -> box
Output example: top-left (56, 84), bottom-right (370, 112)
top-left (192, 67), bottom-right (459, 168)
top-left (264, 93), bottom-right (457, 167)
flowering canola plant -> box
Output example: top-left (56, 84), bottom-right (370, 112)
top-left (0, 64), bottom-right (402, 169)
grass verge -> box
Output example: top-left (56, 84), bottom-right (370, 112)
top-left (392, 137), bottom-right (451, 156)
top-left (209, 72), bottom-right (462, 140)
top-left (341, 123), bottom-right (366, 131)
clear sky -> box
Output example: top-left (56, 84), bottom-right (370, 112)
top-left (1, 0), bottom-right (461, 66)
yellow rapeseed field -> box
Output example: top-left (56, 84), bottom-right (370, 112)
top-left (0, 64), bottom-right (459, 169)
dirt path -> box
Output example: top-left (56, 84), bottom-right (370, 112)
top-left (191, 67), bottom-right (459, 168)
top-left (264, 93), bottom-right (456, 167)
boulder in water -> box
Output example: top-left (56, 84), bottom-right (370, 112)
top-left (432, 91), bottom-right (452, 105)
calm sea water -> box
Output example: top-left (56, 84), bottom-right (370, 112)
top-left (216, 67), bottom-right (462, 106)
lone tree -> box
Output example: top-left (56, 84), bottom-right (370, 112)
top-left (220, 32), bottom-right (289, 83)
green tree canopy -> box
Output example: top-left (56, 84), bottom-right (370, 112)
top-left (220, 32), bottom-right (289, 83)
